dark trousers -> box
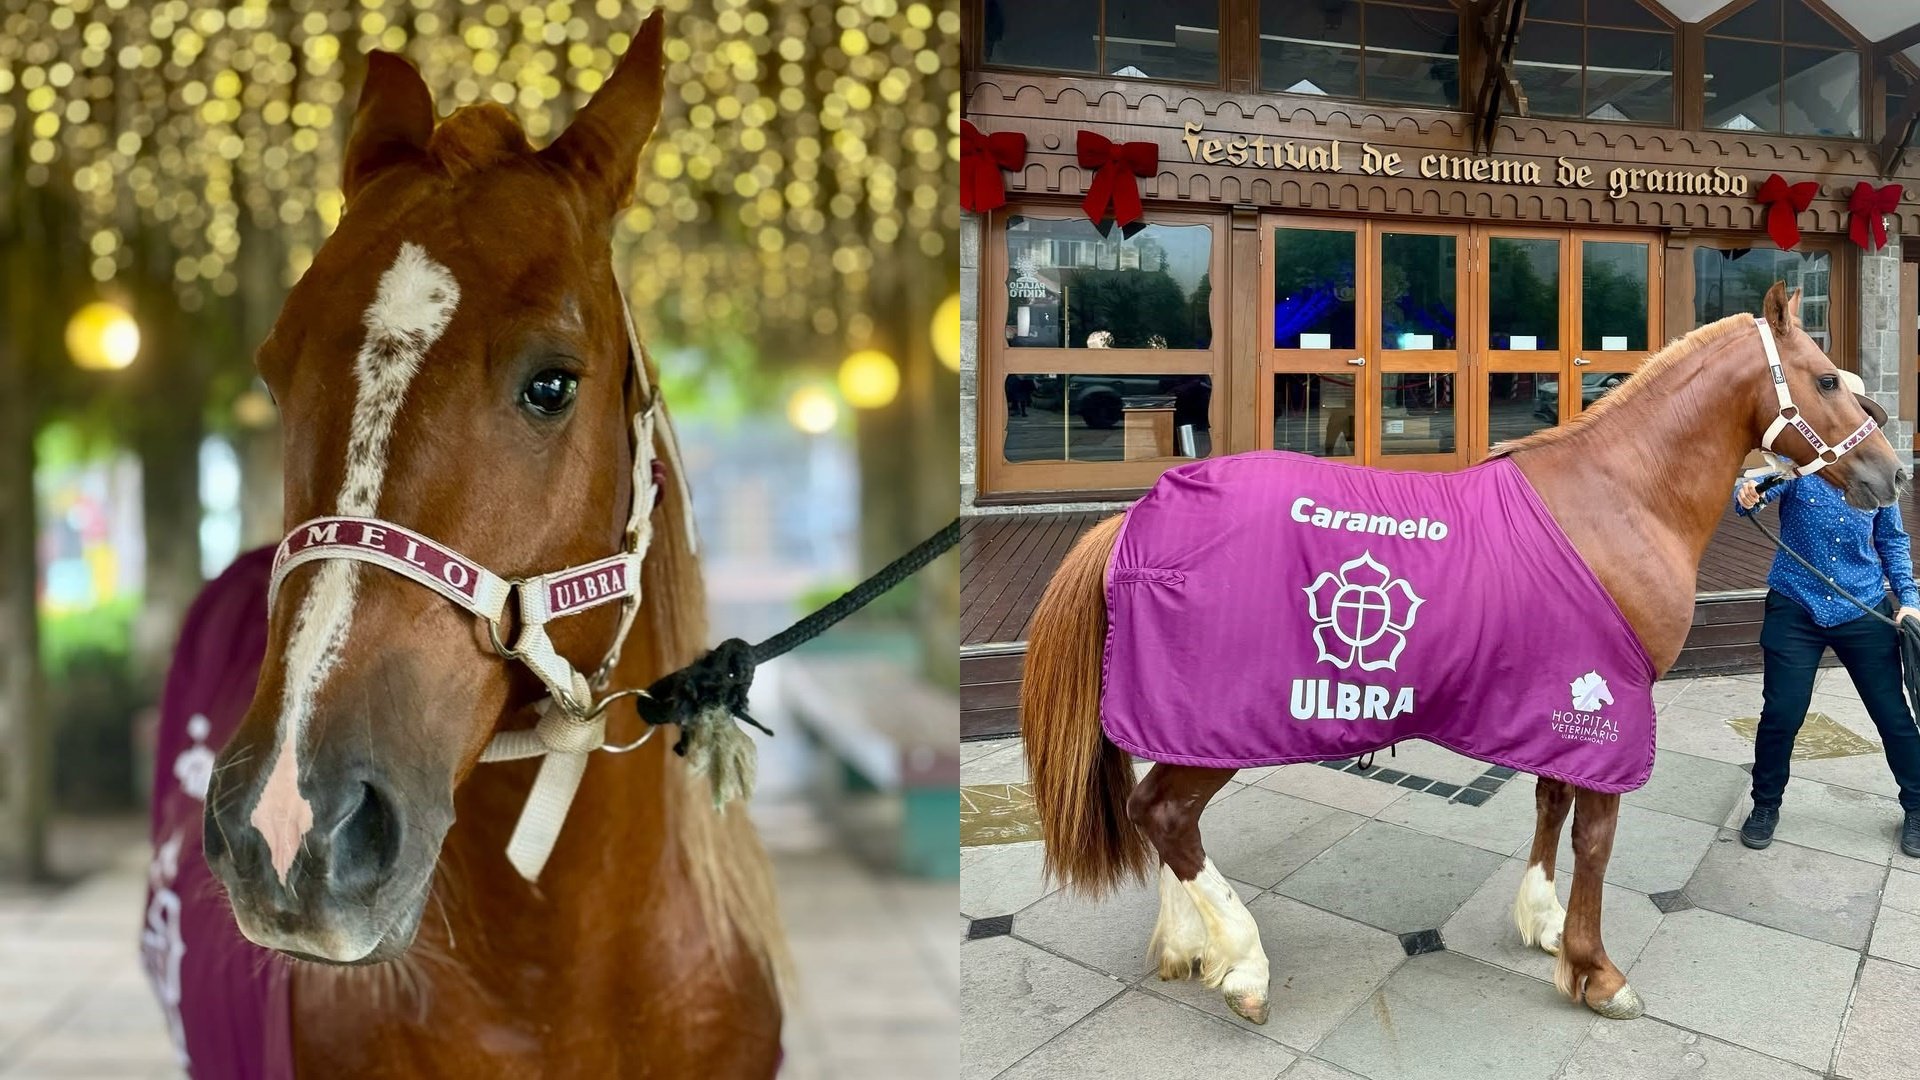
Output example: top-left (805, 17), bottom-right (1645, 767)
top-left (1753, 590), bottom-right (1920, 813)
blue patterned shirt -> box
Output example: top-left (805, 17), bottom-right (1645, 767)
top-left (1732, 475), bottom-right (1920, 627)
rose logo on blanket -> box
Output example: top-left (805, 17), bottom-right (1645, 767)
top-left (1303, 551), bottom-right (1424, 672)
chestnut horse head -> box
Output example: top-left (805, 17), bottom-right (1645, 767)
top-left (204, 14), bottom-right (688, 964)
top-left (1750, 280), bottom-right (1905, 509)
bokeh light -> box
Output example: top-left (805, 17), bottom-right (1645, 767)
top-left (786, 385), bottom-right (839, 433)
top-left (65, 301), bottom-right (140, 371)
top-left (838, 348), bottom-right (900, 409)
top-left (932, 293), bottom-right (960, 372)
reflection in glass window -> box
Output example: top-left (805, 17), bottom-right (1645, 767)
top-left (1273, 228), bottom-right (1358, 349)
top-left (1489, 373), bottom-right (1560, 444)
top-left (1004, 217), bottom-right (1214, 350)
top-left (1002, 373), bottom-right (1214, 463)
top-left (1581, 241), bottom-right (1648, 351)
top-left (1693, 246), bottom-right (1832, 351)
top-left (1380, 232), bottom-right (1456, 350)
top-left (1705, 0), bottom-right (1859, 137)
top-left (1487, 237), bottom-right (1559, 350)
top-left (1274, 374), bottom-right (1357, 458)
top-left (1885, 71), bottom-right (1920, 149)
top-left (1258, 0), bottom-right (1459, 108)
top-left (980, 0), bottom-right (1098, 74)
top-left (1380, 373), bottom-right (1455, 455)
top-left (1514, 0), bottom-right (1674, 124)
top-left (981, 0), bottom-right (1219, 83)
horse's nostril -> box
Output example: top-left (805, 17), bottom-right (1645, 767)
top-left (331, 781), bottom-right (401, 893)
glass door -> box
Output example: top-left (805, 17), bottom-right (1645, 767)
top-left (1569, 233), bottom-right (1660, 418)
top-left (1474, 229), bottom-right (1567, 457)
top-left (1371, 224), bottom-right (1467, 471)
top-left (1265, 218), bottom-right (1367, 463)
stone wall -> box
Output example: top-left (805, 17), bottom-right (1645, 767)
top-left (1857, 235), bottom-right (1911, 456)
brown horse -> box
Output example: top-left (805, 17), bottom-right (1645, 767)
top-left (1021, 283), bottom-right (1905, 1026)
top-left (198, 15), bottom-right (784, 1075)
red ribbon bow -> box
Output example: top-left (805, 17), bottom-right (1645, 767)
top-left (960, 120), bottom-right (1026, 214)
top-left (1753, 173), bottom-right (1817, 251)
top-left (1077, 130), bottom-right (1158, 228)
top-left (1848, 181), bottom-right (1903, 252)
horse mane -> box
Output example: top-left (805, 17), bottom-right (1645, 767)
top-left (424, 103), bottom-right (536, 178)
top-left (1487, 313), bottom-right (1756, 458)
top-left (630, 356), bottom-right (790, 990)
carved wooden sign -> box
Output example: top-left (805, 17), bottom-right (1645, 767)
top-left (1180, 122), bottom-right (1751, 202)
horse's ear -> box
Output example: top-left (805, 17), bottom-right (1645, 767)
top-left (1762, 280), bottom-right (1791, 338)
top-left (1786, 286), bottom-right (1804, 328)
top-left (542, 10), bottom-right (665, 217)
top-left (343, 52), bottom-right (435, 202)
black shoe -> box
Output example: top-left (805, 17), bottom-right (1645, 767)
top-left (1740, 806), bottom-right (1779, 849)
top-left (1903, 812), bottom-right (1920, 858)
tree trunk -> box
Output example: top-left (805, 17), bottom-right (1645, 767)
top-left (127, 287), bottom-right (205, 691)
top-left (0, 188), bottom-right (51, 879)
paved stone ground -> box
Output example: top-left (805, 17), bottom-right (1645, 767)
top-left (961, 671), bottom-right (1920, 1080)
top-left (0, 805), bottom-right (956, 1079)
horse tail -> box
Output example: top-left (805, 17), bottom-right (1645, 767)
top-left (1022, 513), bottom-right (1149, 896)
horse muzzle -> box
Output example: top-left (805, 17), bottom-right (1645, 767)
top-left (204, 754), bottom-right (451, 965)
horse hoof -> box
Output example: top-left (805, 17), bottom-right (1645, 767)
top-left (1538, 925), bottom-right (1562, 956)
top-left (1221, 969), bottom-right (1270, 1025)
top-left (1587, 983), bottom-right (1644, 1020)
top-left (1226, 990), bottom-right (1270, 1026)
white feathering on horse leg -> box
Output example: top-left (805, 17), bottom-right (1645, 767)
top-left (1512, 862), bottom-right (1566, 956)
top-left (683, 705), bottom-right (758, 811)
top-left (1148, 863), bottom-right (1208, 981)
top-left (1181, 858), bottom-right (1270, 1025)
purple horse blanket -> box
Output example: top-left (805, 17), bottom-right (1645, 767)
top-left (1102, 452), bottom-right (1657, 792)
top-left (143, 546), bottom-right (294, 1078)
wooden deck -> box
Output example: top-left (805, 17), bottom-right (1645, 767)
top-left (961, 489), bottom-right (1920, 739)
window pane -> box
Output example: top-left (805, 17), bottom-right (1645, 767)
top-left (1002, 373), bottom-right (1212, 463)
top-left (1587, 0), bottom-right (1666, 31)
top-left (1489, 372), bottom-right (1560, 444)
top-left (1106, 0), bottom-right (1221, 83)
top-left (1578, 370), bottom-right (1633, 411)
top-left (1364, 4), bottom-right (1461, 107)
top-left (1380, 232), bottom-right (1457, 350)
top-left (1380, 373), bottom-right (1455, 455)
top-left (1003, 217), bottom-right (1214, 350)
top-left (1273, 228), bottom-right (1358, 349)
top-left (1784, 0), bottom-right (1850, 50)
top-left (1692, 246), bottom-right (1832, 351)
top-left (1273, 373), bottom-right (1357, 458)
top-left (1259, 0), bottom-right (1361, 96)
top-left (981, 0), bottom-right (1099, 73)
top-left (1715, 0), bottom-right (1779, 40)
top-left (1487, 237), bottom-right (1559, 350)
top-left (1783, 48), bottom-right (1858, 137)
top-left (1530, 0), bottom-right (1583, 22)
top-left (1515, 21), bottom-right (1583, 119)
top-left (1705, 38), bottom-right (1780, 131)
top-left (1582, 241), bottom-right (1648, 351)
top-left (1586, 28), bottom-right (1673, 124)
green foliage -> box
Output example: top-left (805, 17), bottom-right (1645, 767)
top-left (1063, 268), bottom-right (1199, 349)
top-left (40, 595), bottom-right (137, 678)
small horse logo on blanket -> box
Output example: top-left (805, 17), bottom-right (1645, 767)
top-left (1303, 551), bottom-right (1424, 672)
top-left (1570, 671), bottom-right (1613, 712)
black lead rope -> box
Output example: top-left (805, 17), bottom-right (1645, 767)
top-left (1743, 480), bottom-right (1920, 724)
top-left (634, 517), bottom-right (962, 754)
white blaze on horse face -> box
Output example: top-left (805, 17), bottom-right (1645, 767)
top-left (251, 243), bottom-right (461, 885)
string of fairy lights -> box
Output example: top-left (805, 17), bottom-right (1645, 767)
top-left (0, 0), bottom-right (960, 351)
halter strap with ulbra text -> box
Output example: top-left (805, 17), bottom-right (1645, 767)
top-left (269, 297), bottom-right (695, 881)
top-left (1752, 314), bottom-right (1880, 479)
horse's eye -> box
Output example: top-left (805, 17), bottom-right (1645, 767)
top-left (1818, 374), bottom-right (1839, 392)
top-left (521, 370), bottom-right (579, 415)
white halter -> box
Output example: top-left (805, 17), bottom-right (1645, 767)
top-left (1752, 314), bottom-right (1880, 478)
top-left (267, 297), bottom-right (696, 881)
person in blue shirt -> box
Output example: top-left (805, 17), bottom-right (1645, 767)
top-left (1733, 471), bottom-right (1920, 856)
